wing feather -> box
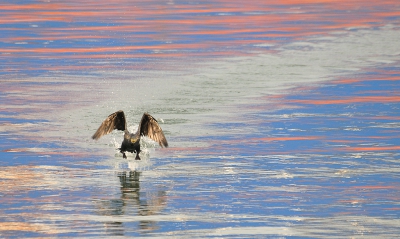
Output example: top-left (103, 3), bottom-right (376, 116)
top-left (92, 110), bottom-right (126, 140)
top-left (138, 113), bottom-right (168, 147)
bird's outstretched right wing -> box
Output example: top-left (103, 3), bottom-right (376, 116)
top-left (92, 110), bottom-right (126, 140)
top-left (138, 113), bottom-right (168, 148)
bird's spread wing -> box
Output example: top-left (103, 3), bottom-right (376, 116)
top-left (138, 113), bottom-right (168, 147)
top-left (92, 110), bottom-right (126, 140)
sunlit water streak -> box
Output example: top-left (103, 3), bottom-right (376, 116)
top-left (1, 0), bottom-right (400, 238)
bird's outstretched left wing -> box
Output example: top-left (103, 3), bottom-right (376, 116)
top-left (92, 110), bottom-right (126, 140)
top-left (138, 113), bottom-right (168, 147)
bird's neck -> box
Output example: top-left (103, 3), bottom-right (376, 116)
top-left (124, 130), bottom-right (130, 138)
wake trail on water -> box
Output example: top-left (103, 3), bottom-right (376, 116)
top-left (107, 124), bottom-right (158, 171)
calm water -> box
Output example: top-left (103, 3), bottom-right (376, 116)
top-left (1, 1), bottom-right (400, 238)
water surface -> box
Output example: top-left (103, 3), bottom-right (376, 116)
top-left (1, 0), bottom-right (400, 238)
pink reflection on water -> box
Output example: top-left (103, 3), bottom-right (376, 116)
top-left (1, 0), bottom-right (399, 73)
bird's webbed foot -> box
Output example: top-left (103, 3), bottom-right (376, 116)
top-left (122, 152), bottom-right (127, 159)
top-left (135, 153), bottom-right (141, 160)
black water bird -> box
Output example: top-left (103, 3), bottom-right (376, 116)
top-left (92, 110), bottom-right (168, 160)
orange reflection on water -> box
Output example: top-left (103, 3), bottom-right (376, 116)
top-left (0, 222), bottom-right (55, 234)
top-left (351, 185), bottom-right (398, 190)
top-left (0, 166), bottom-right (44, 192)
top-left (291, 95), bottom-right (400, 105)
top-left (255, 136), bottom-right (323, 141)
top-left (3, 147), bottom-right (90, 157)
top-left (341, 145), bottom-right (400, 152)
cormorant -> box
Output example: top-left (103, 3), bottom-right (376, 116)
top-left (92, 110), bottom-right (168, 159)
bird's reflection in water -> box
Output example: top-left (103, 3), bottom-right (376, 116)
top-left (96, 171), bottom-right (167, 236)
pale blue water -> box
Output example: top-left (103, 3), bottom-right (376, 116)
top-left (1, 1), bottom-right (400, 238)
